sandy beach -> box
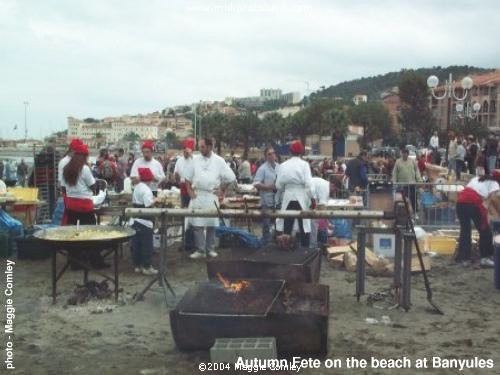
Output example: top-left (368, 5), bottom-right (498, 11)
top-left (6, 243), bottom-right (500, 375)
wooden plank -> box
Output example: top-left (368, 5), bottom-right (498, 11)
top-left (328, 254), bottom-right (345, 269)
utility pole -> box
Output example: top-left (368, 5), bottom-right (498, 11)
top-left (23, 101), bottom-right (29, 142)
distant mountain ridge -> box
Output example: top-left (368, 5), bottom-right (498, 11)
top-left (310, 65), bottom-right (495, 102)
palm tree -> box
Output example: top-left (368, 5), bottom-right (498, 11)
top-left (95, 131), bottom-right (105, 148)
top-left (230, 112), bottom-right (260, 159)
top-left (261, 112), bottom-right (285, 145)
top-left (201, 112), bottom-right (229, 154)
top-left (323, 108), bottom-right (349, 159)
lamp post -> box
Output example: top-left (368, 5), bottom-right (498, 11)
top-left (455, 101), bottom-right (481, 120)
top-left (23, 101), bottom-right (29, 142)
top-left (427, 73), bottom-right (474, 159)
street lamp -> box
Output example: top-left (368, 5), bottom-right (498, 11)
top-left (427, 73), bottom-right (474, 159)
top-left (455, 101), bottom-right (481, 119)
top-left (23, 101), bottom-right (29, 142)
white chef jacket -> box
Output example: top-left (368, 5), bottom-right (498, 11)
top-left (129, 182), bottom-right (155, 228)
top-left (184, 152), bottom-right (236, 227)
top-left (173, 156), bottom-right (193, 182)
top-left (312, 177), bottom-right (330, 206)
top-left (130, 157), bottom-right (165, 192)
top-left (275, 156), bottom-right (313, 232)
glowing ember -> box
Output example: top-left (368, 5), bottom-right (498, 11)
top-left (216, 273), bottom-right (250, 293)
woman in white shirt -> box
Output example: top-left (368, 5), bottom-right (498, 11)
top-left (62, 142), bottom-right (108, 269)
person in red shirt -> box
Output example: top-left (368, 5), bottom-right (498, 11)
top-left (417, 154), bottom-right (427, 175)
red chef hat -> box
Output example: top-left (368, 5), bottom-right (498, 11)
top-left (73, 143), bottom-right (89, 155)
top-left (69, 138), bottom-right (83, 151)
top-left (138, 167), bottom-right (154, 182)
top-left (142, 140), bottom-right (155, 151)
top-left (289, 140), bottom-right (304, 155)
top-left (182, 137), bottom-right (195, 151)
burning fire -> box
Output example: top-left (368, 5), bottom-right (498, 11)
top-left (216, 273), bottom-right (250, 293)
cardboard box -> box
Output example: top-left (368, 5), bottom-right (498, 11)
top-left (428, 236), bottom-right (456, 255)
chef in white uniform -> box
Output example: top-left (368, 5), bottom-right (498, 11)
top-left (130, 140), bottom-right (165, 195)
top-left (310, 169), bottom-right (331, 249)
top-left (275, 140), bottom-right (313, 247)
top-left (185, 137), bottom-right (236, 259)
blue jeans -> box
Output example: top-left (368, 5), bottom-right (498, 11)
top-left (456, 203), bottom-right (493, 261)
top-left (487, 155), bottom-right (497, 174)
top-left (131, 221), bottom-right (154, 267)
top-left (261, 204), bottom-right (274, 245)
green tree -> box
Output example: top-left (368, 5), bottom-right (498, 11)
top-left (399, 72), bottom-right (435, 145)
top-left (350, 101), bottom-right (393, 147)
top-left (322, 108), bottom-right (350, 159)
top-left (304, 98), bottom-right (340, 135)
top-left (200, 112), bottom-right (230, 154)
top-left (122, 131), bottom-right (141, 143)
top-left (164, 132), bottom-right (181, 149)
top-left (287, 110), bottom-right (310, 145)
top-left (452, 117), bottom-right (489, 141)
top-left (260, 112), bottom-right (286, 145)
top-left (229, 112), bottom-right (261, 159)
top-left (95, 132), bottom-right (105, 148)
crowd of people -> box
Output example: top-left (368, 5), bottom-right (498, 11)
top-left (49, 130), bottom-right (500, 274)
top-left (0, 158), bottom-right (29, 187)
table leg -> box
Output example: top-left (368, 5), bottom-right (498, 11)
top-left (401, 233), bottom-right (413, 311)
top-left (114, 243), bottom-right (119, 301)
top-left (356, 227), bottom-right (366, 301)
top-left (52, 249), bottom-right (57, 304)
top-left (393, 229), bottom-right (402, 299)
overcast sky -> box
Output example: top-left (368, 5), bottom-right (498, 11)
top-left (1, 0), bottom-right (499, 139)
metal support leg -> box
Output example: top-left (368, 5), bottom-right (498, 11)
top-left (52, 249), bottom-right (57, 304)
top-left (133, 213), bottom-right (175, 304)
top-left (356, 226), bottom-right (366, 301)
top-left (114, 243), bottom-right (119, 301)
top-left (401, 233), bottom-right (413, 311)
top-left (393, 229), bottom-right (403, 299)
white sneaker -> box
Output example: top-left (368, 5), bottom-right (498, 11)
top-left (134, 267), bottom-right (142, 273)
top-left (479, 257), bottom-right (495, 268)
top-left (460, 260), bottom-right (472, 267)
top-left (141, 266), bottom-right (159, 275)
top-left (189, 251), bottom-right (206, 259)
top-left (208, 250), bottom-right (218, 258)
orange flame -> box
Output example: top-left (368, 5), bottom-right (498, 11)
top-left (216, 273), bottom-right (250, 293)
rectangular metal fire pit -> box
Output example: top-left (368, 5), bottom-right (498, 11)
top-left (177, 279), bottom-right (285, 317)
top-left (170, 281), bottom-right (329, 356)
top-left (206, 246), bottom-right (321, 283)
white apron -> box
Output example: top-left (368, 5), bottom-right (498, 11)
top-left (276, 184), bottom-right (311, 233)
top-left (188, 190), bottom-right (220, 227)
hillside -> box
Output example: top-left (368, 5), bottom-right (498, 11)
top-left (310, 65), bottom-right (495, 102)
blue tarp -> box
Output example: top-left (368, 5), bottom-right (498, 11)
top-left (215, 224), bottom-right (263, 249)
top-left (0, 210), bottom-right (23, 236)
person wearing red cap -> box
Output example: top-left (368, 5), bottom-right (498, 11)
top-left (184, 137), bottom-right (237, 259)
top-left (456, 173), bottom-right (500, 267)
top-left (58, 138), bottom-right (83, 187)
top-left (130, 140), bottom-right (165, 195)
top-left (128, 167), bottom-right (158, 275)
top-left (275, 140), bottom-right (313, 247)
top-left (174, 138), bottom-right (195, 208)
top-left (61, 142), bottom-right (108, 269)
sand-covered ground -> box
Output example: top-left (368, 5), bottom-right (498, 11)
top-left (5, 240), bottom-right (500, 375)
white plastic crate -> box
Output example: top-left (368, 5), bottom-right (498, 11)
top-left (210, 337), bottom-right (277, 363)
